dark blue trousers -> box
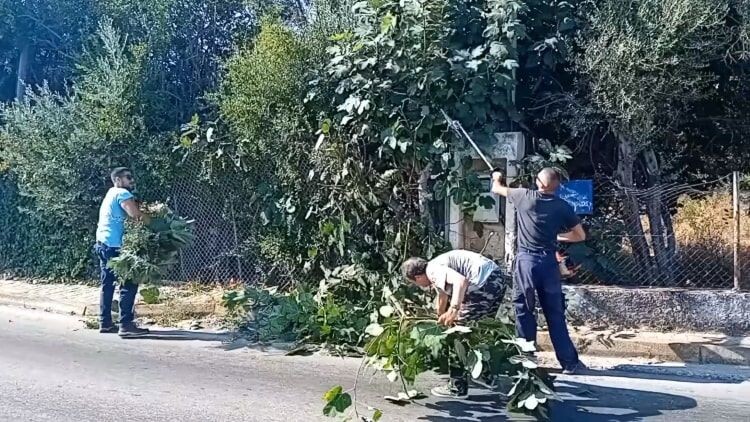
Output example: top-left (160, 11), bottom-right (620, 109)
top-left (95, 243), bottom-right (138, 326)
top-left (514, 250), bottom-right (579, 369)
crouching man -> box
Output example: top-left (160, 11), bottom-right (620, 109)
top-left (401, 249), bottom-right (510, 399)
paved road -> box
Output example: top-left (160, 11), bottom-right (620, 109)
top-left (1, 306), bottom-right (749, 421)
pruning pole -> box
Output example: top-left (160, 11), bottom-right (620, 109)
top-left (440, 109), bottom-right (494, 171)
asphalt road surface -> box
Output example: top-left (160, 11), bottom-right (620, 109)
top-left (1, 306), bottom-right (749, 421)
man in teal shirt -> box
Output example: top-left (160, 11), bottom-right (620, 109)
top-left (95, 167), bottom-right (149, 337)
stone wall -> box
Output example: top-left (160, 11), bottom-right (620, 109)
top-left (563, 285), bottom-right (750, 336)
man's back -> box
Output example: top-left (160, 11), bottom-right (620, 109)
top-left (427, 250), bottom-right (497, 288)
top-left (508, 188), bottom-right (579, 253)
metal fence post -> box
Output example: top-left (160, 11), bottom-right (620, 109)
top-left (733, 171), bottom-right (742, 291)
top-left (230, 198), bottom-right (243, 283)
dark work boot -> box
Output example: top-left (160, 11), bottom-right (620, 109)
top-left (562, 361), bottom-right (589, 375)
top-left (118, 323), bottom-right (150, 338)
top-left (99, 323), bottom-right (119, 334)
top-left (431, 376), bottom-right (469, 399)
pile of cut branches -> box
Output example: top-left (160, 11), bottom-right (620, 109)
top-left (323, 300), bottom-right (558, 420)
top-left (108, 202), bottom-right (194, 285)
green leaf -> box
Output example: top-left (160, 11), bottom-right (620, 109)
top-left (379, 305), bottom-right (394, 317)
top-left (365, 323), bottom-right (385, 337)
top-left (470, 350), bottom-right (483, 379)
top-left (323, 385), bottom-right (342, 403)
top-left (559, 17), bottom-right (576, 32)
top-left (322, 386), bottom-right (352, 416)
top-left (444, 326), bottom-right (472, 335)
top-left (139, 286), bottom-right (160, 304)
top-left (321, 119), bottom-right (331, 134)
top-left (372, 409), bottom-right (383, 421)
top-left (380, 12), bottom-right (397, 34)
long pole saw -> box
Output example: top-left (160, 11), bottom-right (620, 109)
top-left (440, 109), bottom-right (494, 171)
top-left (441, 111), bottom-right (572, 280)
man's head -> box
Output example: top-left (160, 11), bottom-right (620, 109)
top-left (111, 167), bottom-right (135, 191)
top-left (401, 257), bottom-right (430, 289)
top-left (535, 167), bottom-right (561, 193)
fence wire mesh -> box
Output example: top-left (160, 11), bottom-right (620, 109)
top-left (160, 157), bottom-right (320, 287)
top-left (158, 160), bottom-right (747, 290)
top-left (566, 174), bottom-right (748, 289)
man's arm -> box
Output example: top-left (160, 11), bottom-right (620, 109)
top-left (557, 223), bottom-right (586, 243)
top-left (491, 171), bottom-right (510, 197)
top-left (437, 267), bottom-right (468, 326)
top-left (121, 198), bottom-right (149, 223)
top-left (436, 291), bottom-right (449, 316)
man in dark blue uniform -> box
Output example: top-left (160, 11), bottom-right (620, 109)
top-left (491, 167), bottom-right (587, 374)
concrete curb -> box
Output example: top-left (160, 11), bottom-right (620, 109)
top-left (0, 294), bottom-right (218, 319)
top-left (538, 330), bottom-right (750, 365)
top-left (2, 281), bottom-right (748, 366)
top-left (0, 295), bottom-right (83, 315)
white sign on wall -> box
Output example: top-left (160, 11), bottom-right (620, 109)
top-left (465, 132), bottom-right (524, 162)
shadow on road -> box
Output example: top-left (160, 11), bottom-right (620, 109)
top-left (551, 380), bottom-right (698, 421)
top-left (121, 329), bottom-right (301, 355)
top-left (418, 390), bottom-right (509, 422)
top-left (417, 378), bottom-right (699, 422)
top-left (121, 329), bottom-right (234, 342)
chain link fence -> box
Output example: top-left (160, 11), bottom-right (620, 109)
top-left (159, 157), bottom-right (319, 287)
top-left (566, 174), bottom-right (749, 289)
top-left (156, 158), bottom-right (748, 291)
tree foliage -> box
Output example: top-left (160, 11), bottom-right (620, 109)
top-left (0, 1), bottom-right (258, 277)
top-left (0, 21), bottom-right (173, 276)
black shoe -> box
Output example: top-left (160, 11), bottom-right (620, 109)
top-left (562, 361), bottom-right (588, 375)
top-left (431, 377), bottom-right (468, 399)
top-left (118, 323), bottom-right (150, 337)
top-left (99, 324), bottom-right (119, 334)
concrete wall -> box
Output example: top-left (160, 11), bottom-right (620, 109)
top-left (452, 158), bottom-right (509, 259)
top-left (563, 285), bottom-right (750, 336)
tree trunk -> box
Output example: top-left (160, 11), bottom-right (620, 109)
top-left (15, 42), bottom-right (31, 101)
top-left (615, 132), bottom-right (653, 279)
top-left (642, 148), bottom-right (675, 284)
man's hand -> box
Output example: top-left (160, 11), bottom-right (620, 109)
top-left (491, 169), bottom-right (510, 197)
top-left (491, 169), bottom-right (504, 184)
top-left (557, 223), bottom-right (586, 243)
top-left (437, 307), bottom-right (459, 326)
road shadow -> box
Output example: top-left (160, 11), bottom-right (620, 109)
top-left (417, 376), bottom-right (700, 422)
top-left (121, 329), bottom-right (234, 342)
top-left (551, 380), bottom-right (698, 421)
top-left (418, 389), bottom-right (510, 421)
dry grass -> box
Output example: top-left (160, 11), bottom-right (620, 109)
top-left (671, 193), bottom-right (750, 287)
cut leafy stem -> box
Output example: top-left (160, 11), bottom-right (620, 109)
top-left (323, 313), bottom-right (558, 420)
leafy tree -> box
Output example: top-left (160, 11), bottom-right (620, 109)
top-left (0, 21), bottom-right (171, 277)
top-left (0, 0), bottom-right (97, 101)
top-left (97, 0), bottom-right (257, 128)
top-left (561, 0), bottom-right (729, 282)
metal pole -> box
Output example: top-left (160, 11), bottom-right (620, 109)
top-left (230, 198), bottom-right (244, 283)
top-left (733, 171), bottom-right (741, 291)
top-left (440, 109), bottom-right (494, 170)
